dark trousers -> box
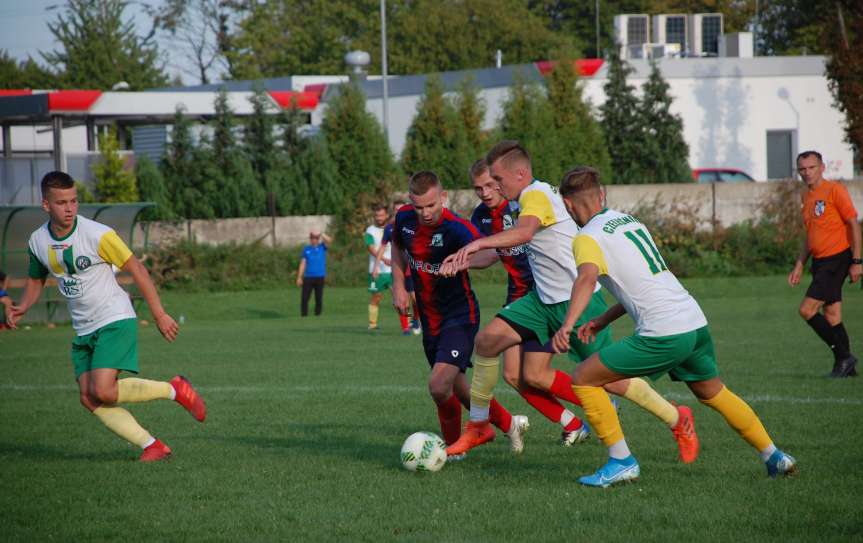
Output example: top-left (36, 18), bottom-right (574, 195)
top-left (301, 277), bottom-right (325, 316)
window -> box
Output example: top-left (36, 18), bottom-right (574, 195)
top-left (717, 171), bottom-right (754, 183)
top-left (696, 171), bottom-right (718, 183)
top-left (701, 15), bottom-right (723, 55)
top-left (627, 17), bottom-right (648, 45)
top-left (665, 16), bottom-right (687, 50)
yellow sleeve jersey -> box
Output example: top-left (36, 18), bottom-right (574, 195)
top-left (28, 215), bottom-right (136, 335)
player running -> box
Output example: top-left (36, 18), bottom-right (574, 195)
top-left (390, 170), bottom-right (527, 455)
top-left (468, 159), bottom-right (587, 445)
top-left (374, 211), bottom-right (421, 335)
top-left (7, 171), bottom-right (206, 462)
top-left (365, 204), bottom-right (391, 331)
top-left (552, 166), bottom-right (796, 486)
top-left (443, 141), bottom-right (697, 462)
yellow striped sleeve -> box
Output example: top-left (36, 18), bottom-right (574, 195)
top-left (572, 234), bottom-right (608, 275)
top-left (97, 230), bottom-right (133, 268)
top-left (518, 190), bottom-right (556, 226)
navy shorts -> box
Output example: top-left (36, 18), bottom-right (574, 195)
top-left (422, 323), bottom-right (478, 372)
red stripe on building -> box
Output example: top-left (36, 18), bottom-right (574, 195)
top-left (47, 90), bottom-right (102, 111)
top-left (535, 59), bottom-right (604, 77)
top-left (0, 89), bottom-right (33, 97)
top-left (268, 91), bottom-right (319, 110)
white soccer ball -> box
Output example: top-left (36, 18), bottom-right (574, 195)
top-left (400, 431), bottom-right (447, 472)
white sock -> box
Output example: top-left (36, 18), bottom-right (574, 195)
top-left (168, 386), bottom-right (176, 400)
top-left (469, 405), bottom-right (490, 422)
top-left (559, 410), bottom-right (575, 428)
top-left (142, 437), bottom-right (156, 449)
top-left (609, 439), bottom-right (632, 460)
top-left (759, 444), bottom-right (777, 462)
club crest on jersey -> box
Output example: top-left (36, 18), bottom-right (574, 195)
top-left (429, 233), bottom-right (443, 247)
top-left (502, 215), bottom-right (514, 230)
top-left (814, 200), bottom-right (826, 217)
top-left (76, 256), bottom-right (91, 270)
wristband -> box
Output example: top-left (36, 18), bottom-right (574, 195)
top-left (852, 258), bottom-right (863, 265)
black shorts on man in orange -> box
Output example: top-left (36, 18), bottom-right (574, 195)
top-left (788, 151), bottom-right (862, 377)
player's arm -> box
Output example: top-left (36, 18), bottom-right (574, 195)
top-left (7, 278), bottom-right (46, 329)
top-left (846, 215), bottom-right (861, 283)
top-left (578, 303), bottom-right (626, 344)
top-left (320, 232), bottom-right (333, 246)
top-left (788, 237), bottom-right (809, 287)
top-left (467, 249), bottom-right (499, 270)
top-left (372, 242), bottom-right (391, 279)
top-left (444, 216), bottom-right (540, 271)
top-left (390, 237), bottom-right (409, 314)
top-left (552, 263), bottom-right (599, 353)
top-left (297, 257), bottom-right (307, 286)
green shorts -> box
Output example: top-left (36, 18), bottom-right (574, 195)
top-left (599, 325), bottom-right (719, 382)
top-left (368, 273), bottom-right (392, 293)
top-left (497, 289), bottom-right (611, 362)
top-left (71, 318), bottom-right (139, 379)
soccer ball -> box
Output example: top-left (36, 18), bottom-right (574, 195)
top-left (400, 431), bottom-right (447, 472)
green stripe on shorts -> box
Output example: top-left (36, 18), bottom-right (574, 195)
top-left (599, 325), bottom-right (719, 382)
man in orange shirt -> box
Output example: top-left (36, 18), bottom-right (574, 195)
top-left (788, 151), bottom-right (862, 377)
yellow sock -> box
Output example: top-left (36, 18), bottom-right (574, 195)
top-left (700, 386), bottom-right (773, 452)
top-left (621, 378), bottom-right (679, 428)
top-left (573, 385), bottom-right (624, 446)
top-left (117, 378), bottom-right (173, 403)
top-left (93, 406), bottom-right (154, 448)
top-left (368, 304), bottom-right (379, 327)
top-left (470, 355), bottom-right (500, 412)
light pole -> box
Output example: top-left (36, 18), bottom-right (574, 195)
top-left (380, 0), bottom-right (390, 144)
top-left (595, 0), bottom-right (600, 57)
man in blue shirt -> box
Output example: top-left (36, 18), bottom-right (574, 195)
top-left (297, 229), bottom-right (331, 316)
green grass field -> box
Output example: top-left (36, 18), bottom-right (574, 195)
top-left (2, 276), bottom-right (862, 542)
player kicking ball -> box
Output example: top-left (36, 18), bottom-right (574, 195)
top-left (390, 171), bottom-right (527, 456)
top-left (7, 171), bottom-right (207, 462)
top-left (551, 166), bottom-right (796, 487)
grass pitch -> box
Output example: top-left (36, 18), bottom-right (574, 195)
top-left (2, 276), bottom-right (862, 542)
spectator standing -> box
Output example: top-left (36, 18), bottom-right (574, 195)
top-left (297, 229), bottom-right (331, 317)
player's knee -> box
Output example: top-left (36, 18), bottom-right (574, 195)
top-left (92, 385), bottom-right (118, 405)
top-left (474, 330), bottom-right (498, 358)
top-left (427, 382), bottom-right (450, 405)
top-left (522, 365), bottom-right (544, 389)
top-left (79, 392), bottom-right (99, 411)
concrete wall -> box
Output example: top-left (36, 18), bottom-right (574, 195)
top-left (136, 215), bottom-right (333, 249)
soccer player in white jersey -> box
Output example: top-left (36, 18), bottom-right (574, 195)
top-left (364, 204), bottom-right (392, 331)
top-left (444, 141), bottom-right (698, 460)
top-left (7, 171), bottom-right (207, 462)
top-left (551, 166), bottom-right (796, 487)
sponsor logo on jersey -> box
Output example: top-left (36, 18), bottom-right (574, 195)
top-left (429, 233), bottom-right (443, 247)
top-left (401, 227), bottom-right (415, 235)
top-left (497, 244), bottom-right (529, 257)
top-left (481, 218), bottom-right (492, 224)
top-left (407, 254), bottom-right (442, 274)
top-left (814, 200), bottom-right (826, 217)
top-left (59, 277), bottom-right (82, 298)
top-left (75, 256), bottom-right (91, 270)
top-left (502, 215), bottom-right (514, 230)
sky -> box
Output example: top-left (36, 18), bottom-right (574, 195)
top-left (0, 0), bottom-right (195, 84)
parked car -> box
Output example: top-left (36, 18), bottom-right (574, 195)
top-left (692, 168), bottom-right (756, 183)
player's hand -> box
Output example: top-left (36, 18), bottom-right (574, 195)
top-left (437, 261), bottom-right (457, 277)
top-left (296, 276), bottom-right (303, 287)
top-left (6, 304), bottom-right (24, 329)
top-left (788, 262), bottom-right (803, 286)
top-left (372, 270), bottom-right (379, 280)
top-left (850, 263), bottom-right (862, 284)
top-left (392, 288), bottom-right (409, 315)
top-left (154, 312), bottom-right (179, 342)
top-left (551, 325), bottom-right (573, 354)
top-left (577, 320), bottom-right (604, 344)
top-left (383, 258), bottom-right (391, 267)
top-left (443, 241), bottom-right (480, 273)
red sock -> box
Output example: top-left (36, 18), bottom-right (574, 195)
top-left (563, 416), bottom-right (584, 431)
top-left (518, 386), bottom-right (566, 423)
top-left (489, 398), bottom-right (512, 433)
top-left (399, 314), bottom-right (409, 331)
top-left (436, 394), bottom-right (462, 445)
top-left (549, 370), bottom-right (581, 406)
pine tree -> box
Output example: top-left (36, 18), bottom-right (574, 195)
top-left (545, 58), bottom-right (614, 185)
top-left (211, 88), bottom-right (265, 217)
top-left (42, 0), bottom-right (167, 90)
top-left (639, 61), bottom-right (691, 183)
top-left (600, 49), bottom-right (646, 184)
top-left (244, 84), bottom-right (279, 196)
top-left (162, 107), bottom-right (215, 219)
top-left (135, 156), bottom-right (174, 220)
top-left (93, 128), bottom-right (138, 202)
top-left (401, 75), bottom-right (474, 188)
top-left (454, 76), bottom-right (487, 161)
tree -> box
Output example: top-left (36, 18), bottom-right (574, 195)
top-left (209, 88), bottom-right (265, 217)
top-left (0, 50), bottom-right (60, 89)
top-left (93, 128), bottom-right (138, 202)
top-left (401, 75), bottom-right (474, 188)
top-left (135, 156), bottom-right (175, 220)
top-left (823, 1), bottom-right (863, 170)
top-left (321, 82), bottom-right (399, 232)
top-left (162, 107), bottom-right (215, 218)
top-left (638, 61), bottom-right (691, 183)
top-left (544, 58), bottom-right (614, 183)
top-left (454, 76), bottom-right (488, 161)
top-left (244, 85), bottom-right (292, 213)
top-left (42, 0), bottom-right (168, 90)
top-left (600, 50), bottom-right (647, 183)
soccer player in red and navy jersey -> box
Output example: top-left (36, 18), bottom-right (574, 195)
top-left (469, 159), bottom-right (589, 445)
top-left (391, 171), bottom-right (527, 456)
